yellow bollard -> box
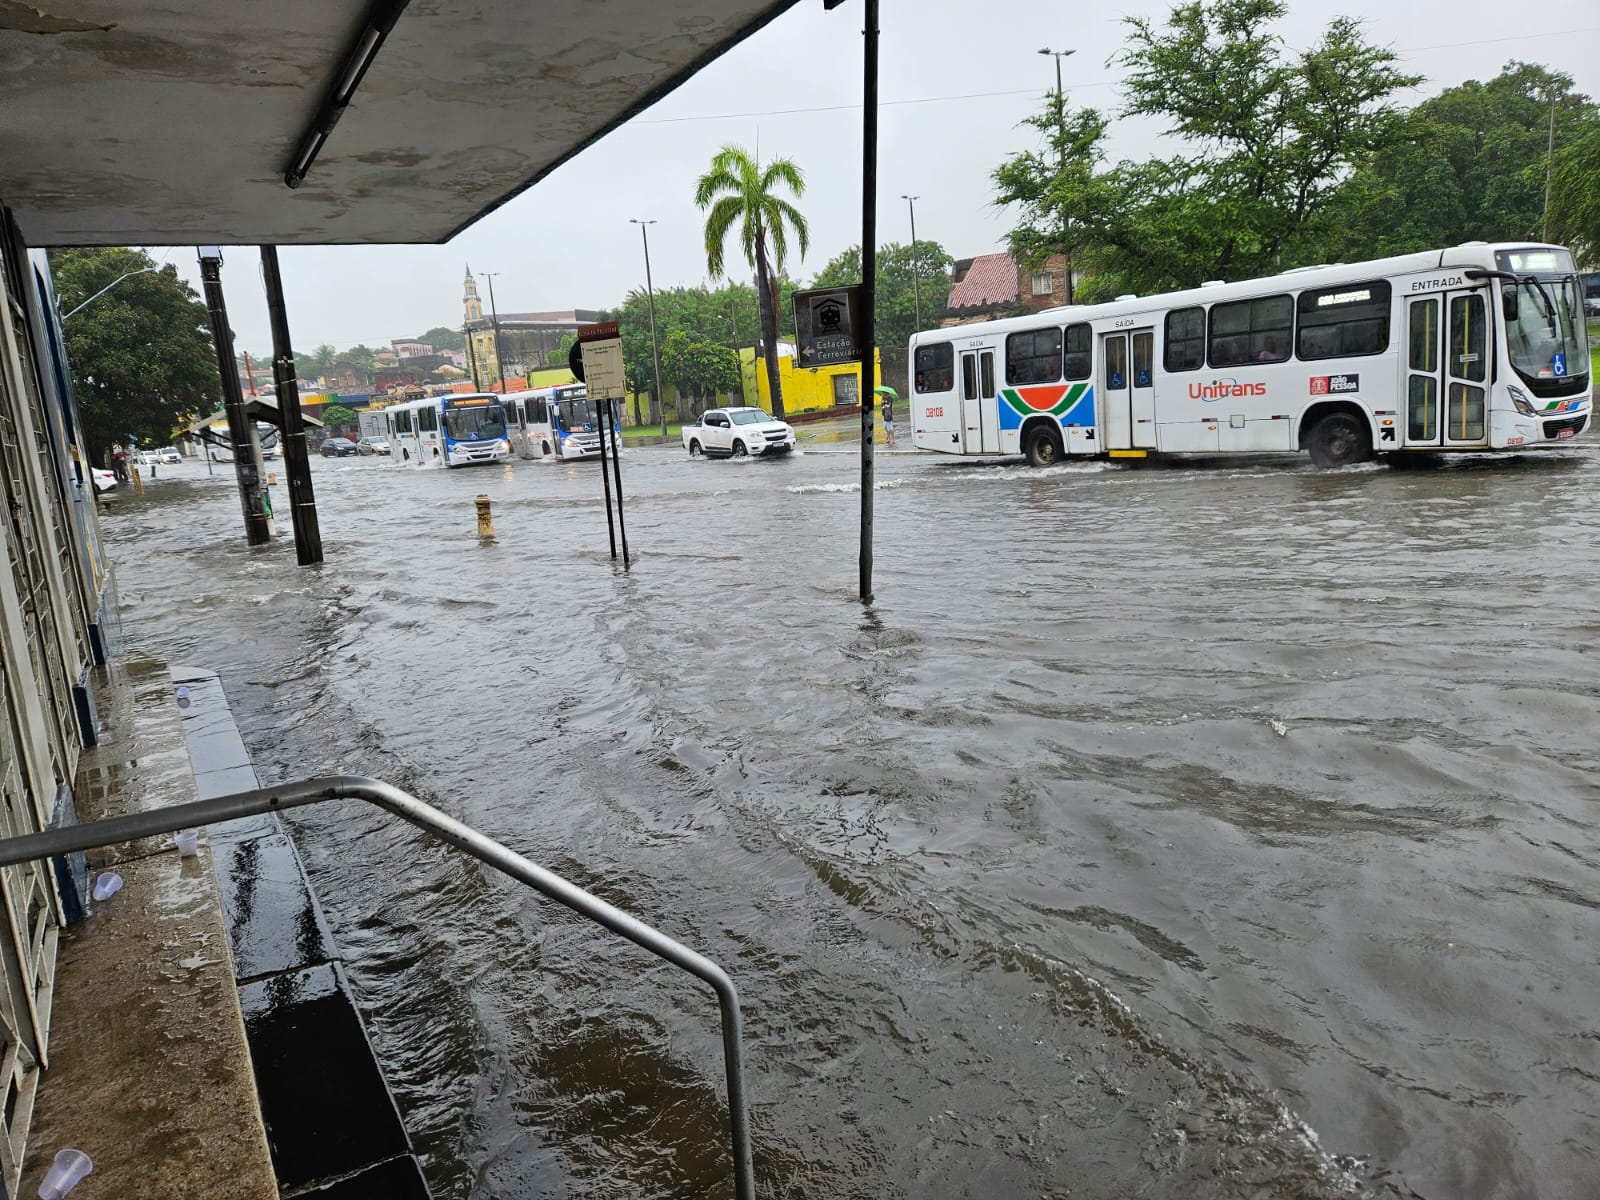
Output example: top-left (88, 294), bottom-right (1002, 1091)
top-left (475, 494), bottom-right (494, 540)
top-left (130, 465), bottom-right (144, 496)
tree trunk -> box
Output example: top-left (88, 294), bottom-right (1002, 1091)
top-left (754, 233), bottom-right (785, 419)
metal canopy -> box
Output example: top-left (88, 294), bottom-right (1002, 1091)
top-left (0, 0), bottom-right (798, 247)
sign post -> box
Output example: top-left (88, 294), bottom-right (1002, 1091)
top-left (577, 321), bottom-right (629, 566)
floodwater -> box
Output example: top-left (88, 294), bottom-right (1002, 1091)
top-left (104, 442), bottom-right (1600, 1199)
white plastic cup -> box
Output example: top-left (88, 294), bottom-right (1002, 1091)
top-left (38, 1147), bottom-right (92, 1199)
top-left (174, 829), bottom-right (200, 857)
top-left (175, 685), bottom-right (191, 710)
top-left (91, 871), bottom-right (123, 902)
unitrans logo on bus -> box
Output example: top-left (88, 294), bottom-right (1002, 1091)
top-left (1189, 378), bottom-right (1267, 401)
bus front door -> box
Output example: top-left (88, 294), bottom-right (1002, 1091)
top-left (1406, 290), bottom-right (1488, 448)
top-left (959, 348), bottom-right (998, 453)
top-left (1101, 333), bottom-right (1132, 449)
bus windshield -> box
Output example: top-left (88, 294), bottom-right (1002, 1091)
top-left (444, 404), bottom-right (506, 442)
top-left (556, 398), bottom-right (602, 432)
top-left (1498, 249), bottom-right (1591, 384)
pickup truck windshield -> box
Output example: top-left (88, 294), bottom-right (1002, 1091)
top-left (730, 410), bottom-right (772, 425)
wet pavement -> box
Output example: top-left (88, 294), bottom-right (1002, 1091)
top-left (100, 442), bottom-right (1600, 1199)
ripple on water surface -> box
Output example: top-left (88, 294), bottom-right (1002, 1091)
top-left (103, 447), bottom-right (1600, 1198)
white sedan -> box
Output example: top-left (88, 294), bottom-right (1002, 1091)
top-left (682, 407), bottom-right (796, 458)
top-left (90, 468), bottom-right (117, 495)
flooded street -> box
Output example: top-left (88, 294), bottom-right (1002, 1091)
top-left (103, 443), bottom-right (1600, 1199)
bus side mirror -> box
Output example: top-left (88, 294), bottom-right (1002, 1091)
top-left (1502, 288), bottom-right (1518, 323)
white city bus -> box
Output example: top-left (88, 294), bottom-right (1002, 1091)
top-left (910, 242), bottom-right (1592, 468)
top-left (386, 392), bottom-right (511, 467)
top-left (510, 383), bottom-right (620, 461)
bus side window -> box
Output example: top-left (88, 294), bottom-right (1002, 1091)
top-left (915, 343), bottom-right (954, 392)
top-left (419, 406), bottom-right (437, 433)
top-left (394, 408), bottom-right (412, 434)
top-left (1296, 281), bottom-right (1391, 360)
top-left (1164, 307), bottom-right (1206, 371)
top-left (1064, 323), bottom-right (1092, 380)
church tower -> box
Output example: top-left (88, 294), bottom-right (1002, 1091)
top-left (463, 265), bottom-right (483, 324)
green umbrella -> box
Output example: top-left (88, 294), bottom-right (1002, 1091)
top-left (872, 385), bottom-right (899, 399)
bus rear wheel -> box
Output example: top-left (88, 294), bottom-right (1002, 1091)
top-left (1306, 413), bottom-right (1372, 469)
top-left (1024, 424), bottom-right (1063, 468)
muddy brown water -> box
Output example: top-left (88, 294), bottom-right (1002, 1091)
top-left (103, 444), bottom-right (1600, 1198)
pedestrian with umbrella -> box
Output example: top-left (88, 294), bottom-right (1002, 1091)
top-left (875, 385), bottom-right (898, 448)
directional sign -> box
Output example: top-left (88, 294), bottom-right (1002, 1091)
top-left (793, 285), bottom-right (861, 367)
top-left (578, 321), bottom-right (619, 343)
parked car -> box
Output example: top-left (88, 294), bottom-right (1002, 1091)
top-left (320, 437), bottom-right (359, 458)
top-left (90, 468), bottom-right (117, 495)
top-left (157, 447), bottom-right (181, 464)
top-left (356, 436), bottom-right (390, 456)
top-left (682, 407), bottom-right (796, 458)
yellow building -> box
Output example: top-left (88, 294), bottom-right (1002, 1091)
top-left (739, 346), bottom-right (882, 416)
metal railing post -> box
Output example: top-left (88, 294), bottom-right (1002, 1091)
top-left (0, 776), bottom-right (756, 1200)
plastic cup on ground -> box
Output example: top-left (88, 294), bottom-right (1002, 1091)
top-left (174, 829), bottom-right (200, 857)
top-left (91, 871), bottom-right (123, 902)
top-left (38, 1147), bottom-right (92, 1199)
top-left (175, 685), bottom-right (191, 710)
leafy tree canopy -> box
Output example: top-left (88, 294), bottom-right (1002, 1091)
top-left (322, 404), bottom-right (357, 428)
top-left (416, 326), bottom-right (465, 351)
top-left (1326, 62), bottom-right (1600, 260)
top-left (51, 247), bottom-right (219, 459)
top-left (660, 330), bottom-right (740, 407)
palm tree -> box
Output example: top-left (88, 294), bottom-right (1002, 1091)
top-left (695, 145), bottom-right (808, 419)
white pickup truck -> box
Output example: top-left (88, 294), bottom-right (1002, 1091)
top-left (682, 406), bottom-right (797, 458)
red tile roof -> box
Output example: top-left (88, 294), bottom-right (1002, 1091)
top-left (947, 252), bottom-right (1018, 309)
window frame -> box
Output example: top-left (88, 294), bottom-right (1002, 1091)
top-left (1030, 272), bottom-right (1053, 298)
top-left (1005, 327), bottom-right (1063, 386)
top-left (1164, 307), bottom-right (1206, 372)
top-left (1207, 294), bottom-right (1293, 367)
top-left (1295, 279), bottom-right (1392, 362)
top-left (914, 343), bottom-right (955, 394)
top-left (1064, 323), bottom-right (1092, 381)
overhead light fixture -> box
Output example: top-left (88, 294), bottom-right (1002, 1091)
top-left (284, 0), bottom-right (411, 189)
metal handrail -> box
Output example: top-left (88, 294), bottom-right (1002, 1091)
top-left (0, 775), bottom-right (755, 1200)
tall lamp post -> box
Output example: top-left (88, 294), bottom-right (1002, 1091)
top-left (901, 194), bottom-right (922, 330)
top-left (630, 219), bottom-right (668, 438)
top-left (1038, 46), bottom-right (1076, 305)
top-left (61, 265), bottom-right (160, 321)
top-left (481, 271), bottom-right (507, 393)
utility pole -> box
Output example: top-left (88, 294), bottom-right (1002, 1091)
top-left (631, 219), bottom-right (668, 438)
top-left (1542, 94), bottom-right (1557, 242)
top-left (859, 0), bottom-right (880, 604)
top-left (260, 246), bottom-right (323, 566)
top-left (482, 271), bottom-right (507, 393)
top-left (901, 194), bottom-right (922, 330)
top-left (1039, 47), bottom-right (1076, 304)
top-left (464, 321), bottom-right (481, 389)
top-left (197, 248), bottom-right (271, 546)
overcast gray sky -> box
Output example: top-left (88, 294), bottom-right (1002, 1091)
top-left (163, 0), bottom-right (1600, 357)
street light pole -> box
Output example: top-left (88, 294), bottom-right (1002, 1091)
top-left (481, 271), bottom-right (507, 393)
top-left (61, 265), bottom-right (159, 321)
top-left (631, 219), bottom-right (668, 439)
top-left (1038, 46), bottom-right (1077, 304)
top-left (901, 194), bottom-right (922, 330)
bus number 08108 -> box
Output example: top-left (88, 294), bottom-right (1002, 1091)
top-left (926, 406), bottom-right (944, 417)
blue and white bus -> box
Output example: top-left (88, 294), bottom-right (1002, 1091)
top-left (386, 392), bottom-right (511, 467)
top-left (510, 383), bottom-right (620, 461)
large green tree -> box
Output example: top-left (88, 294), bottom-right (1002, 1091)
top-left (996, 0), bottom-right (1418, 298)
top-left (1548, 121), bottom-right (1600, 264)
top-left (51, 248), bottom-right (218, 460)
top-left (695, 145), bottom-right (809, 419)
top-left (992, 101), bottom-right (1112, 303)
top-left (416, 325), bottom-right (465, 352)
top-left (1326, 63), bottom-right (1599, 260)
top-left (660, 330), bottom-right (740, 414)
top-left (812, 240), bottom-right (954, 353)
